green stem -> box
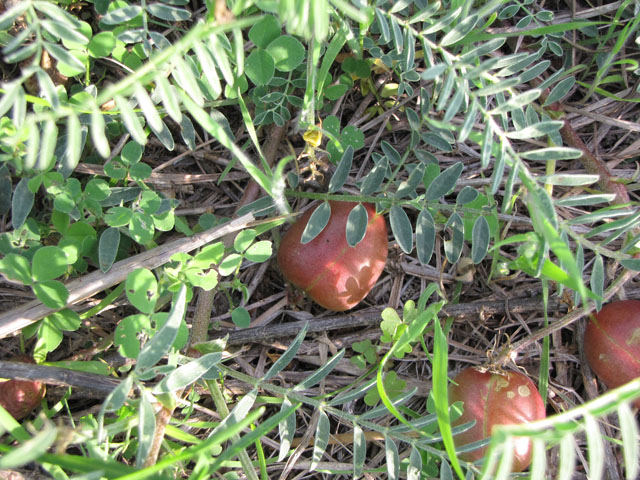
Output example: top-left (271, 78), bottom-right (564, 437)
top-left (205, 379), bottom-right (259, 480)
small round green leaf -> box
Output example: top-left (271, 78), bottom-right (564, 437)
top-left (48, 309), bottom-right (81, 332)
top-left (104, 207), bottom-right (133, 227)
top-left (84, 178), bottom-right (111, 201)
top-left (129, 211), bottom-right (155, 245)
top-left (249, 15), bottom-right (281, 48)
top-left (104, 159), bottom-right (128, 180)
top-left (184, 268), bottom-right (219, 290)
top-left (121, 141), bottom-right (142, 165)
top-left (129, 162), bottom-right (152, 181)
top-left (126, 268), bottom-right (158, 314)
top-left (115, 314), bottom-right (151, 358)
top-left (245, 49), bottom-right (275, 86)
top-left (192, 242), bottom-right (225, 268)
top-left (234, 229), bottom-right (258, 253)
top-left (232, 307), bottom-right (251, 328)
top-left (32, 280), bottom-right (69, 309)
top-left (32, 246), bottom-right (70, 282)
top-left (88, 31), bottom-right (116, 58)
top-left (266, 35), bottom-right (305, 72)
top-left (244, 240), bottom-right (273, 263)
top-left (219, 253), bottom-right (243, 276)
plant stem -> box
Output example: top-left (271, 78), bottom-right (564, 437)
top-left (206, 379), bottom-right (260, 480)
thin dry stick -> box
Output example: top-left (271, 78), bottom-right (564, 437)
top-left (0, 361), bottom-right (121, 394)
top-left (214, 296), bottom-right (572, 346)
top-left (0, 213), bottom-right (255, 339)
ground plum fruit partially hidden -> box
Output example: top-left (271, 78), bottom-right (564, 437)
top-left (277, 201), bottom-right (388, 311)
top-left (449, 367), bottom-right (546, 472)
top-left (584, 299), bottom-right (640, 408)
top-left (0, 356), bottom-right (46, 420)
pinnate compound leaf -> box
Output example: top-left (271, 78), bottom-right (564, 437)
top-left (91, 107), bottom-right (110, 158)
top-left (558, 433), bottom-right (576, 480)
top-left (100, 374), bottom-right (134, 443)
top-left (584, 413), bottom-right (604, 480)
top-left (444, 213), bottom-right (464, 264)
top-left (115, 95), bottom-right (146, 146)
top-left (44, 41), bottom-right (84, 73)
top-left (520, 147), bottom-right (582, 161)
top-left (136, 285), bottom-right (187, 372)
top-left (301, 201), bottom-right (331, 244)
top-left (506, 121), bottom-right (563, 139)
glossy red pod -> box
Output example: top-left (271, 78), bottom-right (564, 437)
top-left (584, 300), bottom-right (640, 408)
top-left (277, 201), bottom-right (388, 311)
top-left (449, 367), bottom-right (546, 472)
top-left (0, 356), bottom-right (46, 420)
